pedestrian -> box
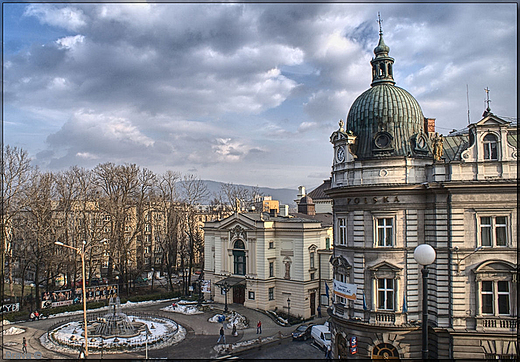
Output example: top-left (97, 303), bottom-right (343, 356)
top-left (217, 326), bottom-right (226, 344)
top-left (325, 345), bottom-right (332, 360)
top-left (232, 324), bottom-right (237, 336)
top-left (256, 320), bottom-right (262, 334)
top-left (22, 337), bottom-right (27, 354)
top-left (317, 305), bottom-right (322, 318)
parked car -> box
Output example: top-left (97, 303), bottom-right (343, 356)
top-left (311, 324), bottom-right (331, 350)
top-left (292, 323), bottom-right (314, 341)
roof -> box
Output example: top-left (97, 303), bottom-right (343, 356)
top-left (290, 212), bottom-right (333, 227)
top-left (307, 179), bottom-right (331, 200)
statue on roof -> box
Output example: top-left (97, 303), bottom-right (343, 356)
top-left (433, 132), bottom-right (444, 161)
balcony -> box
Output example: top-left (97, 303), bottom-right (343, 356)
top-left (477, 316), bottom-right (517, 331)
top-left (331, 304), bottom-right (410, 326)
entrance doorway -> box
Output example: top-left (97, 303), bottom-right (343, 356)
top-left (310, 292), bottom-right (316, 316)
top-left (233, 285), bottom-right (245, 304)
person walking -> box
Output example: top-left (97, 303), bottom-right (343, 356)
top-left (317, 305), bottom-right (322, 318)
top-left (217, 326), bottom-right (226, 344)
top-left (256, 320), bottom-right (262, 334)
top-left (22, 337), bottom-right (27, 354)
top-left (325, 345), bottom-right (332, 360)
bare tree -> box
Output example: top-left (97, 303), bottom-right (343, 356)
top-left (179, 174), bottom-right (209, 295)
top-left (1, 146), bottom-right (33, 296)
top-left (217, 182), bottom-right (261, 213)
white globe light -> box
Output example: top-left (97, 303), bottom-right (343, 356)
top-left (414, 244), bottom-right (436, 265)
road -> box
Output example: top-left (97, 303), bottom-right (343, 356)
top-left (236, 337), bottom-right (326, 359)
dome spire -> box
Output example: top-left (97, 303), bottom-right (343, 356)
top-left (370, 13), bottom-right (395, 86)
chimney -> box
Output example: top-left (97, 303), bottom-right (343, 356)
top-left (424, 118), bottom-right (436, 137)
top-left (297, 186), bottom-right (306, 199)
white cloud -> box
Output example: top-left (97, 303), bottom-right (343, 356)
top-left (24, 5), bottom-right (88, 31)
top-left (56, 35), bottom-right (85, 49)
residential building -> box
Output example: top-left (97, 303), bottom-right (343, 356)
top-left (326, 25), bottom-right (517, 359)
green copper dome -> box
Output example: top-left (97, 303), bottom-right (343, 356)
top-left (346, 30), bottom-right (427, 160)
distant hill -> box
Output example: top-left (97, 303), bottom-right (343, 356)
top-left (201, 180), bottom-right (298, 207)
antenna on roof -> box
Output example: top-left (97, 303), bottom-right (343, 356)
top-left (466, 84), bottom-right (470, 125)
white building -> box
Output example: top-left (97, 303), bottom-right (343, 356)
top-left (203, 205), bottom-right (333, 320)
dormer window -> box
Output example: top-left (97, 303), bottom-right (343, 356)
top-left (483, 133), bottom-right (498, 160)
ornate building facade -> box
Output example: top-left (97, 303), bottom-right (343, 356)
top-left (326, 26), bottom-right (517, 360)
top-left (203, 204), bottom-right (333, 320)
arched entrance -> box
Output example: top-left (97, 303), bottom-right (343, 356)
top-left (372, 343), bottom-right (400, 360)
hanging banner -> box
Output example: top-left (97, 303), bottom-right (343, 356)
top-left (333, 279), bottom-right (357, 301)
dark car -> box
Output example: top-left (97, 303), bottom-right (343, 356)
top-left (292, 324), bottom-right (314, 341)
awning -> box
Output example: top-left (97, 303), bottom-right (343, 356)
top-left (215, 276), bottom-right (246, 288)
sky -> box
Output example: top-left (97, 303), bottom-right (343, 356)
top-left (3, 3), bottom-right (517, 189)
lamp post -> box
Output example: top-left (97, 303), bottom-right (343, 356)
top-left (55, 241), bottom-right (89, 357)
top-left (222, 281), bottom-right (230, 313)
top-left (414, 244), bottom-right (436, 360)
top-left (287, 297), bottom-right (291, 318)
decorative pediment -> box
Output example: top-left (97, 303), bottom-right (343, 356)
top-left (229, 224), bottom-right (247, 241)
top-left (476, 114), bottom-right (510, 127)
top-left (330, 255), bottom-right (352, 270)
top-left (308, 244), bottom-right (318, 251)
top-left (368, 261), bottom-right (402, 279)
top-left (474, 260), bottom-right (516, 274)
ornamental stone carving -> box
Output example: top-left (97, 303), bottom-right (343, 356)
top-left (230, 225), bottom-right (247, 241)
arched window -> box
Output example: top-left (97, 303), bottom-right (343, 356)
top-left (483, 134), bottom-right (498, 160)
top-left (233, 240), bottom-right (246, 275)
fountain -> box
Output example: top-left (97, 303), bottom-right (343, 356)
top-left (42, 297), bottom-right (185, 355)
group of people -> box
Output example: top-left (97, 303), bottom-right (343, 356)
top-left (216, 320), bottom-right (262, 344)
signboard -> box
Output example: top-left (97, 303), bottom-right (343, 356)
top-left (321, 294), bottom-right (329, 306)
top-left (41, 284), bottom-right (119, 309)
top-left (333, 279), bottom-right (357, 301)
top-left (201, 280), bottom-right (211, 293)
top-left (0, 303), bottom-right (19, 314)
top-left (350, 336), bottom-right (358, 354)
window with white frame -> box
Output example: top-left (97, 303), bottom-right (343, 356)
top-left (377, 278), bottom-right (395, 310)
top-left (338, 217), bottom-right (347, 245)
top-left (481, 280), bottom-right (510, 315)
top-left (483, 133), bottom-right (498, 160)
top-left (376, 217), bottom-right (393, 247)
top-left (479, 216), bottom-right (508, 247)
top-left (268, 287), bottom-right (274, 301)
top-left (310, 251), bottom-right (315, 269)
top-left (269, 261), bottom-right (274, 278)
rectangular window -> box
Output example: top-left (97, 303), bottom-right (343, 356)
top-left (338, 217), bottom-right (347, 245)
top-left (310, 273), bottom-right (315, 281)
top-left (326, 238), bottom-right (331, 250)
top-left (497, 281), bottom-right (510, 315)
top-left (249, 291), bottom-right (255, 300)
top-left (269, 262), bottom-right (274, 278)
top-left (376, 218), bottom-right (393, 247)
top-left (481, 280), bottom-right (510, 316)
top-left (377, 278), bottom-right (395, 310)
top-left (481, 281), bottom-right (493, 314)
top-left (480, 216), bottom-right (508, 247)
top-left (268, 241), bottom-right (274, 249)
top-left (310, 252), bottom-right (315, 269)
top-left (268, 287), bottom-right (274, 301)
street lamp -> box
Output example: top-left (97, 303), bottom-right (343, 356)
top-left (55, 241), bottom-right (89, 357)
top-left (287, 297), bottom-right (291, 318)
top-left (221, 281), bottom-right (230, 313)
top-left (414, 244), bottom-right (436, 360)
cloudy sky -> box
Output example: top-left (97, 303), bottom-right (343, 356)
top-left (3, 3), bottom-right (517, 189)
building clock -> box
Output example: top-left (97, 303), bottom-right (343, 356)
top-left (336, 146), bottom-right (345, 163)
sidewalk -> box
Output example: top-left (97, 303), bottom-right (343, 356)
top-left (210, 302), bottom-right (329, 355)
